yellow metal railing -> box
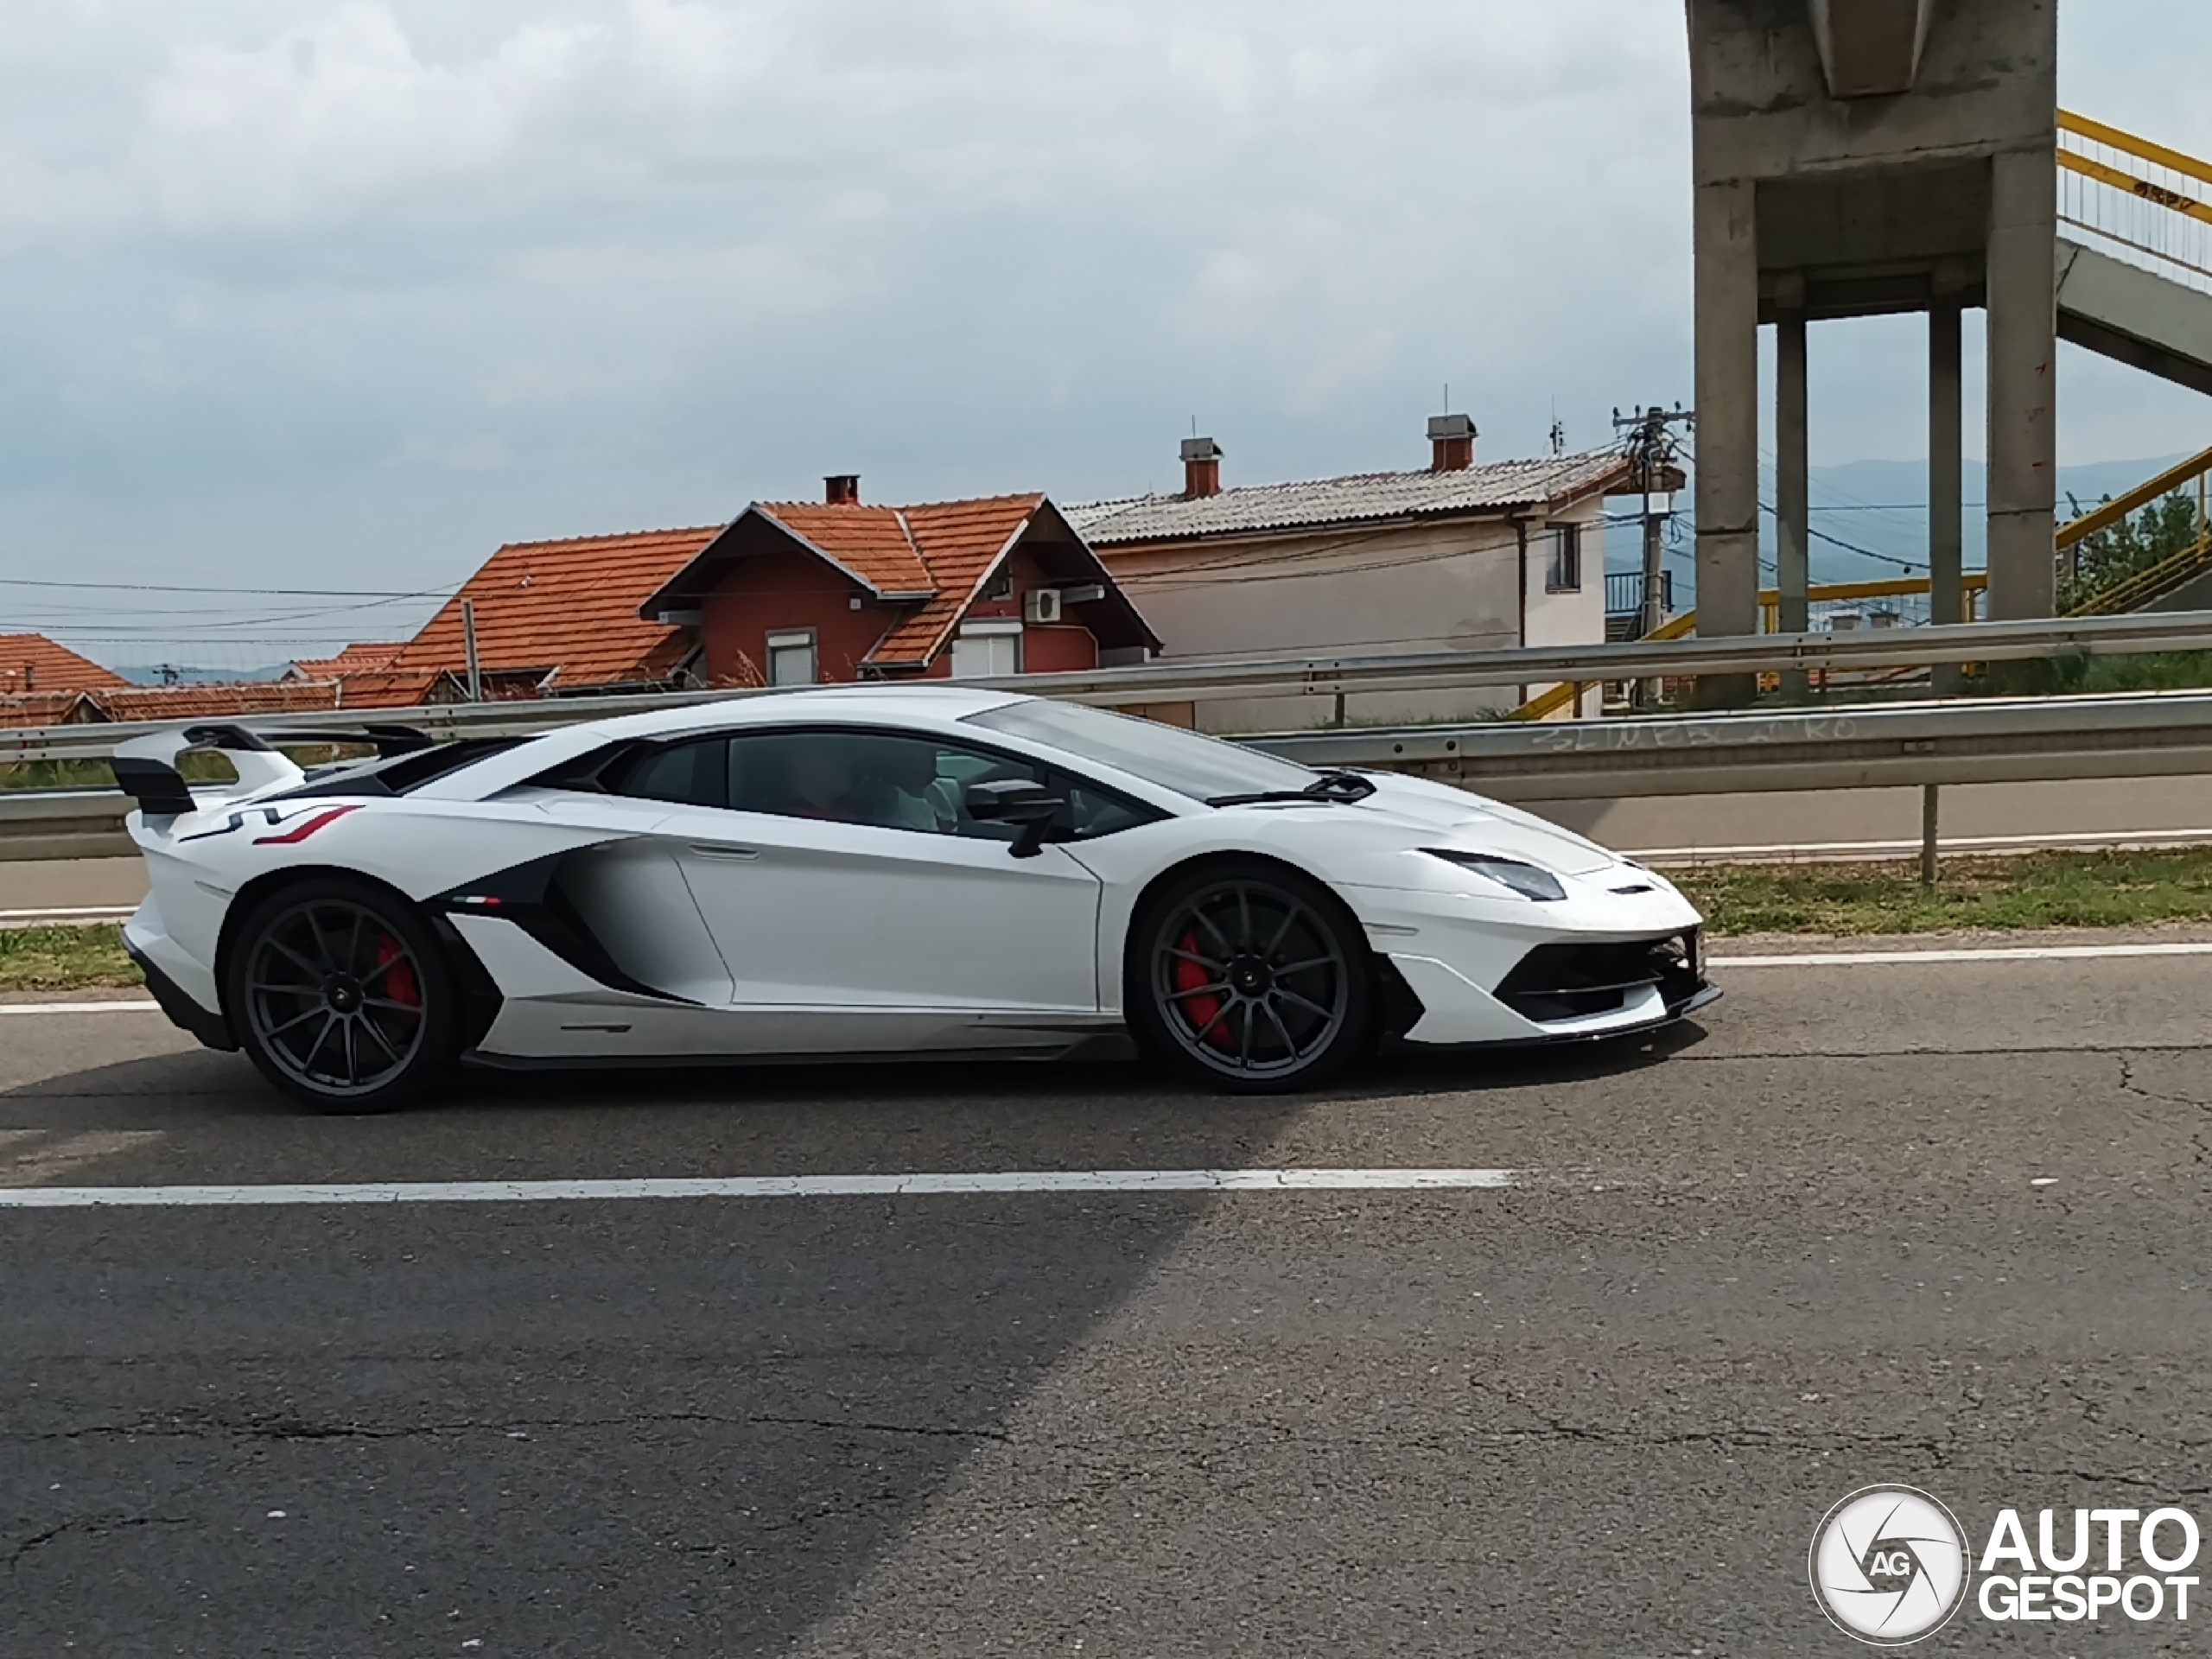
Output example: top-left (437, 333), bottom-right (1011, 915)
top-left (1510, 613), bottom-right (1694, 721)
top-left (1757, 575), bottom-right (1986, 636)
top-left (2056, 442), bottom-right (2212, 550)
top-left (2057, 110), bottom-right (2212, 286)
top-left (2056, 442), bottom-right (2212, 616)
top-left (2066, 531), bottom-right (2212, 616)
top-left (1506, 576), bottom-right (1985, 721)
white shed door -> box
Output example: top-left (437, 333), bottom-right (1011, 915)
top-left (950, 629), bottom-right (1020, 677)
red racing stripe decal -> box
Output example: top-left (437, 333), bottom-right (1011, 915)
top-left (253, 804), bottom-right (362, 845)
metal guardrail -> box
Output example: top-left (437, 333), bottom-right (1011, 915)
top-left (12, 607), bottom-right (2212, 772)
top-left (1256, 689), bottom-right (2212, 800)
top-left (0, 791), bottom-right (149, 861)
top-left (14, 613), bottom-right (2212, 861)
top-left (978, 610), bottom-right (2212, 707)
top-left (17, 688), bottom-right (2212, 861)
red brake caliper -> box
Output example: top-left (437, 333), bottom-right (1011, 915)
top-left (1173, 930), bottom-right (1231, 1048)
top-left (373, 937), bottom-right (420, 1009)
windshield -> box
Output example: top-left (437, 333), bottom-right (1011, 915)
top-left (963, 699), bottom-right (1316, 803)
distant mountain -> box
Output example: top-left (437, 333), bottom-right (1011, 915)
top-left (1608, 454), bottom-right (2198, 596)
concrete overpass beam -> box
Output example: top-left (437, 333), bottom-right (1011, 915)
top-left (1807, 0), bottom-right (1937, 99)
top-left (2056, 238), bottom-right (2212, 397)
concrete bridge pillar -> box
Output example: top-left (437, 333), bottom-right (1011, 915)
top-left (1692, 176), bottom-right (1764, 650)
top-left (1986, 148), bottom-right (2060, 619)
top-left (1686, 0), bottom-right (2059, 683)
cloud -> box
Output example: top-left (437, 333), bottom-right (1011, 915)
top-left (0, 0), bottom-right (2203, 660)
top-left (141, 4), bottom-right (602, 231)
top-left (387, 431), bottom-right (515, 472)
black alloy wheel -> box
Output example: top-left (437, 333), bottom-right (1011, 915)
top-left (1130, 861), bottom-right (1377, 1092)
top-left (226, 875), bottom-right (462, 1111)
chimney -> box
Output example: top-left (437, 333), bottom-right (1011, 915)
top-left (22, 663), bottom-right (35, 692)
top-left (824, 474), bottom-right (861, 505)
top-left (1179, 436), bottom-right (1223, 499)
top-left (1427, 413), bottom-right (1477, 473)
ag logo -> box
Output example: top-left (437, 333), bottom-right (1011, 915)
top-left (1809, 1485), bottom-right (1971, 1645)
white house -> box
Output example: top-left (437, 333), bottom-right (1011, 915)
top-left (1065, 417), bottom-right (1633, 732)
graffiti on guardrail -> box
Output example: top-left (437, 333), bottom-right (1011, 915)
top-left (1523, 715), bottom-right (1863, 753)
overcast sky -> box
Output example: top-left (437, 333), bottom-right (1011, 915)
top-left (3, 0), bottom-right (2210, 668)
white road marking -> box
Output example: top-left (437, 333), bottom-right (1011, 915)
top-left (0, 999), bottom-right (161, 1015)
top-left (1711, 942), bottom-right (2212, 968)
top-left (0, 1167), bottom-right (1518, 1209)
top-left (0, 906), bottom-right (136, 926)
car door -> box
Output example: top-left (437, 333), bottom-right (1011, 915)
top-left (652, 726), bottom-right (1106, 1027)
top-left (520, 747), bottom-right (737, 1006)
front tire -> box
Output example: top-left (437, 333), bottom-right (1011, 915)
top-left (225, 875), bottom-right (462, 1112)
top-left (1127, 860), bottom-right (1378, 1092)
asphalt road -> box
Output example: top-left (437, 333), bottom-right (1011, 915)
top-left (5, 942), bottom-right (2212, 1656)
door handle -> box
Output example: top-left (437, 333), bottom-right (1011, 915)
top-left (688, 844), bottom-right (760, 861)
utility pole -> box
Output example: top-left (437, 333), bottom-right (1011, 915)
top-left (461, 599), bottom-right (483, 703)
top-left (1614, 403), bottom-right (1696, 706)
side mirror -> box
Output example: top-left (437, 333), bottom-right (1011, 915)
top-left (964, 779), bottom-right (1067, 859)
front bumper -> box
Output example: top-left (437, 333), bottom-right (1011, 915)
top-left (1344, 876), bottom-right (1716, 1047)
top-left (1384, 932), bottom-right (1716, 1046)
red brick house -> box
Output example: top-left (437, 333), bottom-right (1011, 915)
top-left (638, 480), bottom-right (1157, 685)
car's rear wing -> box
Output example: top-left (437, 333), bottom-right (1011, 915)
top-left (110, 722), bottom-right (432, 820)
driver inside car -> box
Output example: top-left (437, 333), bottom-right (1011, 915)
top-left (784, 739), bottom-right (941, 832)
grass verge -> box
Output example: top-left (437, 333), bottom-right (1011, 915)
top-left (1678, 847), bottom-right (2212, 937)
top-left (0, 925), bottom-right (143, 992)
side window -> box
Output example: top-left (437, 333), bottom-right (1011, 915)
top-left (608, 738), bottom-right (729, 808)
top-left (727, 729), bottom-right (1036, 836)
top-left (1545, 523), bottom-right (1583, 594)
top-left (719, 728), bottom-right (1166, 842)
top-left (1060, 777), bottom-right (1154, 840)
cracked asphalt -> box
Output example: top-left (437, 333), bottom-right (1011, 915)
top-left (4, 940), bottom-right (2212, 1656)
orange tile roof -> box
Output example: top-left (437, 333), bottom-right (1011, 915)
top-left (388, 524), bottom-right (721, 690)
top-left (753, 504), bottom-right (934, 594)
top-left (289, 642), bottom-right (404, 679)
top-left (865, 493), bottom-right (1044, 665)
top-left (0, 690), bottom-right (103, 731)
top-left (0, 633), bottom-right (130, 695)
top-left (320, 665), bottom-right (446, 709)
top-left (96, 680), bottom-right (354, 724)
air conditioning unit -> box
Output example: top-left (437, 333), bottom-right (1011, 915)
top-left (1023, 588), bottom-right (1063, 625)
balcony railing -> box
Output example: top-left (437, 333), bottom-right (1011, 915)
top-left (1605, 570), bottom-right (1674, 618)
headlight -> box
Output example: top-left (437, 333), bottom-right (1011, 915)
top-left (1421, 849), bottom-right (1567, 902)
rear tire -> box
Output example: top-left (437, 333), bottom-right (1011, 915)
top-left (224, 875), bottom-right (462, 1113)
top-left (1126, 859), bottom-right (1377, 1093)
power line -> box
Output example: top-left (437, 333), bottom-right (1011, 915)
top-left (1808, 502), bottom-right (1990, 512)
top-left (0, 576), bottom-right (456, 598)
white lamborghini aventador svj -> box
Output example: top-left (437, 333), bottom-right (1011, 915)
top-left (112, 687), bottom-right (1716, 1109)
